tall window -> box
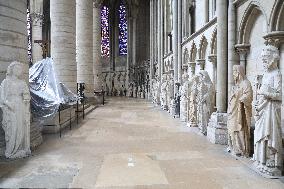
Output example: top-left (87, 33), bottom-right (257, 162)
top-left (101, 6), bottom-right (110, 57)
top-left (118, 2), bottom-right (127, 55)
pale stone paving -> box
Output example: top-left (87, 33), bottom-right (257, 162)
top-left (0, 97), bottom-right (283, 188)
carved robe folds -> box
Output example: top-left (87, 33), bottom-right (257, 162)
top-left (253, 45), bottom-right (283, 177)
top-left (0, 62), bottom-right (31, 159)
top-left (227, 66), bottom-right (253, 157)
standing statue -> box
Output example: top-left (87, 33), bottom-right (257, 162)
top-left (160, 75), bottom-right (168, 110)
top-left (187, 75), bottom-right (199, 127)
top-left (167, 72), bottom-right (175, 114)
top-left (253, 45), bottom-right (283, 176)
top-left (180, 72), bottom-right (189, 122)
top-left (0, 61), bottom-right (31, 159)
top-left (196, 71), bottom-right (214, 135)
top-left (227, 65), bottom-right (253, 157)
top-left (128, 82), bottom-right (134, 97)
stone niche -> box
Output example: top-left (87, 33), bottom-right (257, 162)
top-left (207, 112), bottom-right (228, 145)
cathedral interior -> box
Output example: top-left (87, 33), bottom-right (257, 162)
top-left (0, 0), bottom-right (284, 188)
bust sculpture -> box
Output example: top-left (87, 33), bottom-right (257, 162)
top-left (253, 45), bottom-right (283, 176)
top-left (227, 65), bottom-right (253, 157)
top-left (196, 71), bottom-right (214, 135)
top-left (0, 61), bottom-right (31, 159)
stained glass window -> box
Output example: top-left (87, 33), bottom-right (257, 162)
top-left (118, 2), bottom-right (127, 55)
top-left (101, 6), bottom-right (110, 57)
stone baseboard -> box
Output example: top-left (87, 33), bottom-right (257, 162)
top-left (42, 107), bottom-right (76, 134)
top-left (207, 112), bottom-right (228, 145)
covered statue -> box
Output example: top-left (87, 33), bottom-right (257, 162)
top-left (253, 45), bottom-right (283, 176)
top-left (227, 65), bottom-right (253, 157)
top-left (0, 61), bottom-right (31, 159)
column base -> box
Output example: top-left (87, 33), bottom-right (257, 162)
top-left (207, 112), bottom-right (228, 145)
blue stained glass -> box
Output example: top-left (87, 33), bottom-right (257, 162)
top-left (118, 2), bottom-right (127, 55)
top-left (101, 6), bottom-right (110, 57)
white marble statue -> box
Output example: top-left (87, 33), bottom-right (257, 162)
top-left (227, 65), bottom-right (253, 157)
top-left (196, 71), bottom-right (214, 135)
top-left (253, 45), bottom-right (283, 176)
top-left (180, 71), bottom-right (189, 122)
top-left (167, 73), bottom-right (175, 114)
top-left (160, 75), bottom-right (168, 110)
top-left (128, 82), bottom-right (134, 97)
top-left (187, 75), bottom-right (199, 127)
top-left (0, 61), bottom-right (31, 159)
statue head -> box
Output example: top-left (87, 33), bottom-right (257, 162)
top-left (261, 45), bottom-right (280, 71)
top-left (198, 70), bottom-right (211, 84)
top-left (7, 61), bottom-right (23, 79)
top-left (233, 65), bottom-right (246, 84)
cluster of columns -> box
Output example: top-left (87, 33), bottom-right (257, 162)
top-left (150, 0), bottom-right (228, 113)
top-left (48, 0), bottom-right (103, 96)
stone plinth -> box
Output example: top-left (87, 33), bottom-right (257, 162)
top-left (42, 107), bottom-right (76, 134)
top-left (30, 122), bottom-right (43, 150)
top-left (207, 112), bottom-right (228, 145)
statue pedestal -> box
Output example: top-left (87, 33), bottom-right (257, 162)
top-left (207, 112), bottom-right (228, 145)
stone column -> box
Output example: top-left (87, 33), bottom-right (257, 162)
top-left (50, 0), bottom-right (77, 93)
top-left (30, 0), bottom-right (44, 63)
top-left (177, 0), bottom-right (182, 84)
top-left (227, 0), bottom-right (238, 96)
top-left (216, 0), bottom-right (228, 112)
top-left (76, 0), bottom-right (94, 97)
top-left (156, 0), bottom-right (162, 104)
top-left (172, 0), bottom-right (178, 92)
top-left (0, 0), bottom-right (29, 156)
top-left (150, 0), bottom-right (153, 91)
top-left (132, 8), bottom-right (138, 66)
top-left (93, 1), bottom-right (103, 94)
top-left (235, 44), bottom-right (250, 69)
top-left (207, 0), bottom-right (228, 145)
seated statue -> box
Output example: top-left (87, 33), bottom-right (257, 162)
top-left (227, 65), bottom-right (253, 157)
top-left (253, 45), bottom-right (283, 176)
top-left (0, 61), bottom-right (31, 159)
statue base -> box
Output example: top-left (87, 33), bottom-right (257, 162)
top-left (207, 112), bottom-right (228, 145)
top-left (187, 122), bottom-right (197, 127)
top-left (252, 161), bottom-right (283, 178)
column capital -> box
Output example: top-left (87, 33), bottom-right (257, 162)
top-left (196, 59), bottom-right (205, 70)
top-left (263, 31), bottom-right (284, 48)
top-left (235, 43), bottom-right (250, 56)
top-left (208, 54), bottom-right (217, 64)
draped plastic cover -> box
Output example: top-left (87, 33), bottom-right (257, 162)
top-left (29, 58), bottom-right (78, 119)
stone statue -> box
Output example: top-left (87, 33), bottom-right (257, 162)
top-left (167, 73), bottom-right (175, 114)
top-left (196, 71), bottom-right (214, 135)
top-left (160, 75), bottom-right (168, 110)
top-left (253, 45), bottom-right (283, 176)
top-left (0, 61), bottom-right (31, 159)
top-left (187, 75), bottom-right (199, 127)
top-left (128, 82), bottom-right (134, 97)
top-left (227, 65), bottom-right (253, 157)
top-left (180, 71), bottom-right (189, 122)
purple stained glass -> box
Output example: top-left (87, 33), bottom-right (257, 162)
top-left (118, 2), bottom-right (127, 55)
top-left (101, 6), bottom-right (110, 57)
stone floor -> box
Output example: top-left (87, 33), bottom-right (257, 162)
top-left (0, 97), bottom-right (284, 188)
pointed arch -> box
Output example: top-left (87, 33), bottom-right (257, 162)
top-left (210, 27), bottom-right (217, 55)
top-left (238, 1), bottom-right (268, 44)
top-left (198, 35), bottom-right (208, 59)
top-left (189, 42), bottom-right (197, 62)
top-left (183, 48), bottom-right (189, 66)
top-left (270, 0), bottom-right (284, 31)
